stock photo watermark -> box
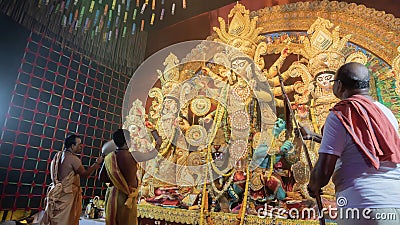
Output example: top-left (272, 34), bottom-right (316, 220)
top-left (257, 196), bottom-right (397, 221)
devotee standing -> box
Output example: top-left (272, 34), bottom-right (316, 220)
top-left (306, 62), bottom-right (400, 224)
top-left (100, 128), bottom-right (161, 225)
top-left (40, 134), bottom-right (103, 225)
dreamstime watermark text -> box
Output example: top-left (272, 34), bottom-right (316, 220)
top-left (257, 197), bottom-right (397, 221)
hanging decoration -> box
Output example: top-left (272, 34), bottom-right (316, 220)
top-left (171, 3), bottom-right (175, 15)
top-left (160, 8), bottom-right (165, 20)
top-left (140, 2), bottom-right (147, 14)
top-left (0, 0), bottom-right (190, 73)
top-left (150, 12), bottom-right (155, 25)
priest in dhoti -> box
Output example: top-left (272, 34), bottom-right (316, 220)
top-left (100, 128), bottom-right (161, 225)
top-left (40, 134), bottom-right (103, 225)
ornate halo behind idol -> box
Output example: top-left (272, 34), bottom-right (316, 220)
top-left (185, 125), bottom-right (208, 147)
top-left (190, 96), bottom-right (211, 117)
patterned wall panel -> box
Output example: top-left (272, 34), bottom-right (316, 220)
top-left (0, 32), bottom-right (130, 211)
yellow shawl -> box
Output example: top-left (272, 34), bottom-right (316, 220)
top-left (105, 152), bottom-right (138, 225)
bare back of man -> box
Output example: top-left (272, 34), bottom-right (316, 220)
top-left (58, 152), bottom-right (82, 181)
top-left (115, 149), bottom-right (138, 188)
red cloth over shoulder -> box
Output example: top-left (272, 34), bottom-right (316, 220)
top-left (331, 95), bottom-right (400, 169)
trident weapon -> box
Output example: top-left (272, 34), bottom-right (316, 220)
top-left (277, 67), bottom-right (326, 225)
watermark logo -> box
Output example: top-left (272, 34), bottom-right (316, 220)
top-left (336, 196), bottom-right (347, 207)
top-left (256, 197), bottom-right (398, 221)
top-left (256, 202), bottom-right (331, 220)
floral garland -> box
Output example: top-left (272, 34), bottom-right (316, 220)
top-left (209, 164), bottom-right (235, 200)
top-left (202, 83), bottom-right (233, 225)
top-left (236, 160), bottom-right (250, 225)
top-left (222, 110), bottom-right (230, 143)
top-left (207, 85), bottom-right (234, 177)
top-left (156, 120), bottom-right (178, 157)
top-left (199, 154), bottom-right (209, 225)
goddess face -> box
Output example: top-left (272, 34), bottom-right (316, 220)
top-left (162, 97), bottom-right (179, 115)
top-left (129, 125), bottom-right (139, 137)
top-left (231, 59), bottom-right (250, 78)
top-left (316, 73), bottom-right (334, 89)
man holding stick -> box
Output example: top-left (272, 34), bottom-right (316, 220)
top-left (304, 62), bottom-right (400, 224)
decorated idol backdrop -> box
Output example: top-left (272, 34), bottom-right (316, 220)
top-left (0, 0), bottom-right (399, 224)
top-left (0, 31), bottom-right (129, 211)
top-left (128, 2), bottom-right (400, 225)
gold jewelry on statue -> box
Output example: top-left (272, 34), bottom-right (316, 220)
top-left (185, 125), bottom-right (208, 147)
top-left (190, 97), bottom-right (211, 116)
top-left (232, 84), bottom-right (251, 103)
top-left (230, 110), bottom-right (250, 130)
top-left (229, 139), bottom-right (248, 160)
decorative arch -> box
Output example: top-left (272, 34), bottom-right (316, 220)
top-left (252, 0), bottom-right (399, 65)
top-left (206, 0), bottom-right (400, 120)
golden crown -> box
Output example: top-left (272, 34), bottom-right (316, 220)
top-left (302, 18), bottom-right (352, 77)
top-left (213, 3), bottom-right (265, 59)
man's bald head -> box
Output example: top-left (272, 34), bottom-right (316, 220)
top-left (336, 62), bottom-right (370, 90)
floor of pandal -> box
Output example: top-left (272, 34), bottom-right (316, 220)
top-left (0, 210), bottom-right (35, 224)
